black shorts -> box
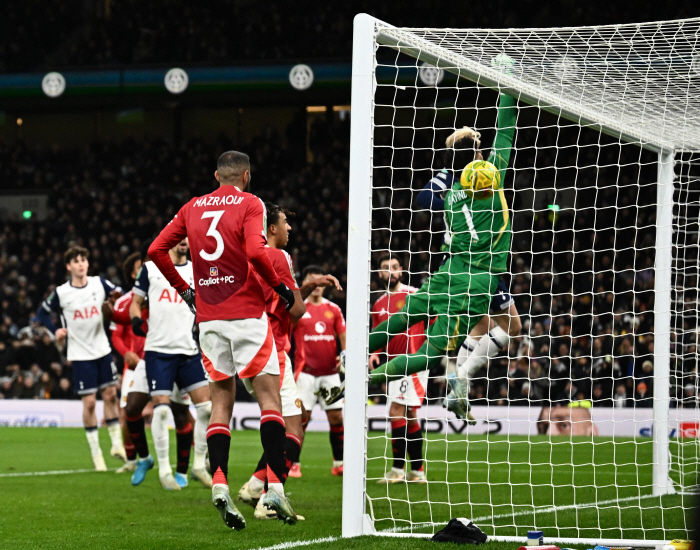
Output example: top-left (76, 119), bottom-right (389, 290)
top-left (489, 278), bottom-right (514, 313)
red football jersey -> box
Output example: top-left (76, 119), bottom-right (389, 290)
top-left (294, 298), bottom-right (346, 377)
top-left (256, 247), bottom-right (298, 354)
top-left (371, 284), bottom-right (426, 358)
top-left (110, 290), bottom-right (146, 361)
top-left (148, 185), bottom-right (281, 323)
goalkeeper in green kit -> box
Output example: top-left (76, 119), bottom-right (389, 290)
top-left (342, 59), bottom-right (519, 422)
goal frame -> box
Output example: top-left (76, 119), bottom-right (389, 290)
top-left (343, 12), bottom-right (677, 545)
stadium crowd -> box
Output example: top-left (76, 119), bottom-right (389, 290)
top-left (0, 112), bottom-right (697, 409)
top-left (1, 0), bottom-right (698, 72)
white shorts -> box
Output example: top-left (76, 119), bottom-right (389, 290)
top-left (244, 351), bottom-right (302, 417)
top-left (200, 314), bottom-right (279, 381)
top-left (296, 371), bottom-right (343, 411)
top-left (388, 370), bottom-right (428, 409)
top-left (120, 360), bottom-right (191, 408)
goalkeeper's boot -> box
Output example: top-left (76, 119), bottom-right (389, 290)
top-left (262, 488), bottom-right (298, 525)
top-left (288, 463), bottom-right (302, 478)
top-left (191, 468), bottom-right (213, 488)
top-left (92, 453), bottom-right (108, 472)
top-left (174, 472), bottom-right (189, 488)
top-left (407, 469), bottom-right (427, 483)
top-left (238, 482), bottom-right (262, 508)
top-left (160, 473), bottom-right (181, 491)
top-left (331, 462), bottom-right (344, 476)
top-left (212, 485), bottom-right (246, 531)
top-left (444, 372), bottom-right (477, 426)
top-left (131, 455), bottom-right (154, 486)
top-left (110, 445), bottom-right (128, 463)
top-left (116, 460), bottom-right (137, 474)
top-left (378, 467), bottom-right (405, 484)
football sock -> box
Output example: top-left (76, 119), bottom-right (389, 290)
top-left (407, 421), bottom-right (424, 472)
top-left (285, 434), bottom-right (302, 476)
top-left (125, 414), bottom-right (149, 459)
top-left (85, 426), bottom-right (102, 457)
top-left (260, 409), bottom-right (286, 493)
top-left (175, 422), bottom-right (193, 475)
top-left (193, 401), bottom-right (211, 470)
top-left (456, 336), bottom-right (479, 368)
top-left (458, 326), bottom-right (509, 381)
top-left (125, 443), bottom-right (137, 461)
top-left (151, 404), bottom-right (172, 477)
top-left (207, 423), bottom-right (231, 487)
top-left (390, 418), bottom-right (408, 470)
top-left (249, 453), bottom-right (267, 493)
top-left (105, 417), bottom-right (122, 449)
top-left (329, 423), bottom-right (344, 462)
top-left (370, 342), bottom-right (443, 384)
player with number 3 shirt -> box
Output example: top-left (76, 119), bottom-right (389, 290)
top-left (147, 151), bottom-right (298, 529)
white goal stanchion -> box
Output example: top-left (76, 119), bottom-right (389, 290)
top-left (344, 13), bottom-right (700, 545)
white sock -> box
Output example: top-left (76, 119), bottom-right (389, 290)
top-left (268, 482), bottom-right (284, 497)
top-left (456, 336), bottom-right (479, 369)
top-left (390, 466), bottom-right (404, 475)
top-left (193, 401), bottom-right (211, 470)
top-left (151, 404), bottom-right (172, 477)
top-left (458, 326), bottom-right (509, 382)
top-left (333, 460), bottom-right (343, 468)
top-left (248, 475), bottom-right (265, 494)
top-left (106, 420), bottom-right (123, 449)
top-left (85, 428), bottom-right (102, 457)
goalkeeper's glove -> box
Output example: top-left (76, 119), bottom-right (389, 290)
top-left (273, 282), bottom-right (295, 311)
top-left (491, 53), bottom-right (515, 75)
top-left (179, 287), bottom-right (196, 315)
top-left (131, 317), bottom-right (147, 337)
top-left (338, 350), bottom-right (346, 374)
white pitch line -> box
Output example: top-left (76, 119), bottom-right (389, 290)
top-left (255, 535), bottom-right (338, 550)
top-left (379, 492), bottom-right (663, 534)
top-left (0, 467), bottom-right (117, 478)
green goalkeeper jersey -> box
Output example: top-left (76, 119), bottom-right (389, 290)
top-left (443, 94), bottom-right (517, 274)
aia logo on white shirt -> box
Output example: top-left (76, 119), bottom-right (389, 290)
top-left (315, 321), bottom-right (327, 334)
top-left (73, 306), bottom-right (100, 320)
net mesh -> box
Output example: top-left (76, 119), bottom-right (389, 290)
top-left (359, 18), bottom-right (699, 541)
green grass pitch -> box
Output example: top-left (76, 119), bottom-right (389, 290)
top-left (0, 428), bottom-right (693, 549)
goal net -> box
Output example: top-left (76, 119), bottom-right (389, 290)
top-left (344, 15), bottom-right (700, 545)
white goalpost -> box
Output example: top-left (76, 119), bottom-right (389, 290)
top-left (344, 13), bottom-right (700, 545)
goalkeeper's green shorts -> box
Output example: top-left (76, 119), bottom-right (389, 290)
top-left (401, 256), bottom-right (496, 355)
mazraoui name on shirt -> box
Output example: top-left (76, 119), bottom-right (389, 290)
top-left (134, 260), bottom-right (198, 356)
top-left (42, 276), bottom-right (116, 361)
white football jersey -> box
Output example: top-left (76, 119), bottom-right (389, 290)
top-left (134, 260), bottom-right (198, 356)
top-left (42, 276), bottom-right (116, 361)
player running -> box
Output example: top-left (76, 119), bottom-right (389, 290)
top-left (147, 151), bottom-right (298, 529)
top-left (37, 246), bottom-right (125, 471)
top-left (370, 254), bottom-right (427, 483)
top-left (129, 239), bottom-right (213, 491)
top-left (238, 204), bottom-right (342, 520)
top-left (111, 252), bottom-right (203, 488)
top-left (293, 265), bottom-right (346, 477)
top-left (361, 88), bottom-right (518, 422)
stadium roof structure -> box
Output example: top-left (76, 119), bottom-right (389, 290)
top-left (374, 17), bottom-right (700, 153)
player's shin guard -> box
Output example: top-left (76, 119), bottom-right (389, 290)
top-left (207, 423), bottom-right (231, 487)
top-left (390, 419), bottom-right (408, 470)
top-left (457, 326), bottom-right (509, 382)
top-left (126, 414), bottom-right (149, 459)
top-left (260, 410), bottom-right (286, 494)
top-left (151, 404), bottom-right (172, 476)
top-left (407, 421), bottom-right (424, 472)
top-left (176, 422), bottom-right (194, 475)
top-left (329, 424), bottom-right (344, 462)
top-left (193, 401), bottom-right (211, 470)
top-left (285, 434), bottom-right (302, 476)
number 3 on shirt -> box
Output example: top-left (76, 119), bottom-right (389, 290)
top-left (200, 211), bottom-right (225, 261)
